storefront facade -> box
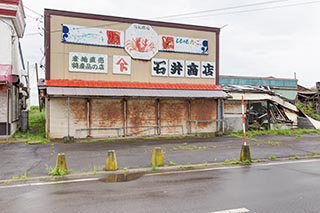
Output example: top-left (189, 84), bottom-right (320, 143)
top-left (43, 9), bottom-right (228, 139)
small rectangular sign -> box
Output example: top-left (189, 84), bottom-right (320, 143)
top-left (69, 52), bottom-right (108, 73)
top-left (160, 35), bottom-right (208, 55)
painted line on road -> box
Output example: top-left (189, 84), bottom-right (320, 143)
top-left (0, 177), bottom-right (100, 189)
top-left (209, 207), bottom-right (250, 213)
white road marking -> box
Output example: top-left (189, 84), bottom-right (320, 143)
top-left (209, 207), bottom-right (250, 213)
top-left (0, 177), bottom-right (100, 189)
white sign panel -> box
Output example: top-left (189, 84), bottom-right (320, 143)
top-left (169, 60), bottom-right (185, 77)
top-left (160, 35), bottom-right (208, 55)
top-left (125, 24), bottom-right (159, 60)
top-left (185, 61), bottom-right (201, 78)
top-left (151, 58), bottom-right (168, 77)
top-left (62, 24), bottom-right (124, 47)
top-left (69, 52), bottom-right (108, 73)
top-left (113, 55), bottom-right (131, 75)
top-left (201, 61), bottom-right (215, 78)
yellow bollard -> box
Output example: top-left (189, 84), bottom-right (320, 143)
top-left (151, 147), bottom-right (164, 167)
top-left (52, 153), bottom-right (68, 176)
top-left (105, 150), bottom-right (118, 171)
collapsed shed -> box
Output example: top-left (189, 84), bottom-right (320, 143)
top-left (223, 85), bottom-right (298, 132)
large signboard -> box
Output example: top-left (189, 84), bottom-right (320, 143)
top-left (69, 52), bottom-right (108, 73)
top-left (62, 24), bottom-right (124, 47)
top-left (124, 24), bottom-right (159, 60)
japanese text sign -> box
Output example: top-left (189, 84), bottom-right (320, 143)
top-left (69, 52), bottom-right (108, 73)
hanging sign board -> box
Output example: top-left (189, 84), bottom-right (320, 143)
top-left (160, 35), bottom-right (209, 55)
top-left (124, 24), bottom-right (159, 60)
top-left (62, 24), bottom-right (124, 47)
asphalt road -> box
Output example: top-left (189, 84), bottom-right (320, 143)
top-left (1, 159), bottom-right (320, 213)
top-left (1, 134), bottom-right (320, 180)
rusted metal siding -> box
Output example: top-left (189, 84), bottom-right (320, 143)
top-left (70, 98), bottom-right (87, 137)
top-left (160, 99), bottom-right (188, 135)
top-left (49, 97), bottom-right (87, 138)
top-left (126, 99), bottom-right (157, 136)
top-left (90, 98), bottom-right (123, 137)
top-left (190, 99), bottom-right (217, 133)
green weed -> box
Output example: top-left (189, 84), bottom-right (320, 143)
top-left (269, 154), bottom-right (277, 161)
top-left (14, 106), bottom-right (48, 144)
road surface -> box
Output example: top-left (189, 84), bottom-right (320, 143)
top-left (1, 159), bottom-right (320, 213)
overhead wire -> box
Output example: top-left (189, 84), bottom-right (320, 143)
top-left (154, 0), bottom-right (294, 19)
top-left (165, 0), bottom-right (320, 20)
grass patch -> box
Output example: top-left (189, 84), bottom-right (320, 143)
top-left (269, 154), bottom-right (277, 161)
top-left (13, 106), bottom-right (48, 144)
top-left (229, 129), bottom-right (320, 139)
top-left (171, 143), bottom-right (209, 151)
top-left (296, 101), bottom-right (320, 121)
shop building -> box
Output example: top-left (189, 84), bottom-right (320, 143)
top-left (0, 0), bottom-right (28, 136)
top-left (42, 9), bottom-right (228, 139)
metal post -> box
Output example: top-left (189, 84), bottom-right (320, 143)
top-left (241, 95), bottom-right (247, 146)
top-left (123, 98), bottom-right (127, 137)
top-left (87, 98), bottom-right (90, 137)
top-left (67, 97), bottom-right (70, 137)
top-left (6, 87), bottom-right (10, 141)
top-left (157, 99), bottom-right (160, 135)
top-left (188, 99), bottom-right (191, 134)
top-left (217, 99), bottom-right (222, 133)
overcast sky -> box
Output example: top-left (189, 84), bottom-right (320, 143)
top-left (20, 0), bottom-right (320, 105)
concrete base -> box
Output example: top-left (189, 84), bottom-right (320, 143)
top-left (240, 145), bottom-right (252, 163)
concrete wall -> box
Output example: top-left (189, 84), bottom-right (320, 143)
top-left (0, 19), bottom-right (13, 65)
top-left (48, 97), bottom-right (218, 138)
top-left (224, 100), bottom-right (244, 133)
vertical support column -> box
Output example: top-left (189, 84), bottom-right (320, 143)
top-left (46, 97), bottom-right (50, 138)
top-left (87, 98), bottom-right (91, 137)
top-left (267, 101), bottom-right (271, 130)
top-left (67, 97), bottom-right (70, 138)
top-left (217, 99), bottom-right (222, 133)
top-left (123, 98), bottom-right (127, 137)
top-left (188, 99), bottom-right (191, 134)
top-left (157, 99), bottom-right (161, 135)
top-left (6, 87), bottom-right (10, 140)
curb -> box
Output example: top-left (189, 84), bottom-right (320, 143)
top-left (1, 156), bottom-right (319, 187)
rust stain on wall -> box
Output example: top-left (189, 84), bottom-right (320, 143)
top-left (224, 100), bottom-right (242, 114)
top-left (126, 99), bottom-right (157, 136)
top-left (70, 98), bottom-right (87, 123)
top-left (90, 98), bottom-right (123, 137)
top-left (191, 99), bottom-right (217, 132)
top-left (160, 99), bottom-right (188, 135)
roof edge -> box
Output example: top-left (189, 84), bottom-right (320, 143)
top-left (44, 8), bottom-right (220, 33)
top-left (45, 79), bottom-right (222, 91)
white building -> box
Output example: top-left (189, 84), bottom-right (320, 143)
top-left (0, 0), bottom-right (28, 136)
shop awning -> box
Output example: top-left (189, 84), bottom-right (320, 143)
top-left (46, 87), bottom-right (229, 99)
top-left (0, 64), bottom-right (12, 84)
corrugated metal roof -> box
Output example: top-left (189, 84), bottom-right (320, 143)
top-left (47, 87), bottom-right (229, 99)
top-left (228, 92), bottom-right (298, 112)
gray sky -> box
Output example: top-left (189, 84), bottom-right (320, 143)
top-left (20, 0), bottom-right (320, 105)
